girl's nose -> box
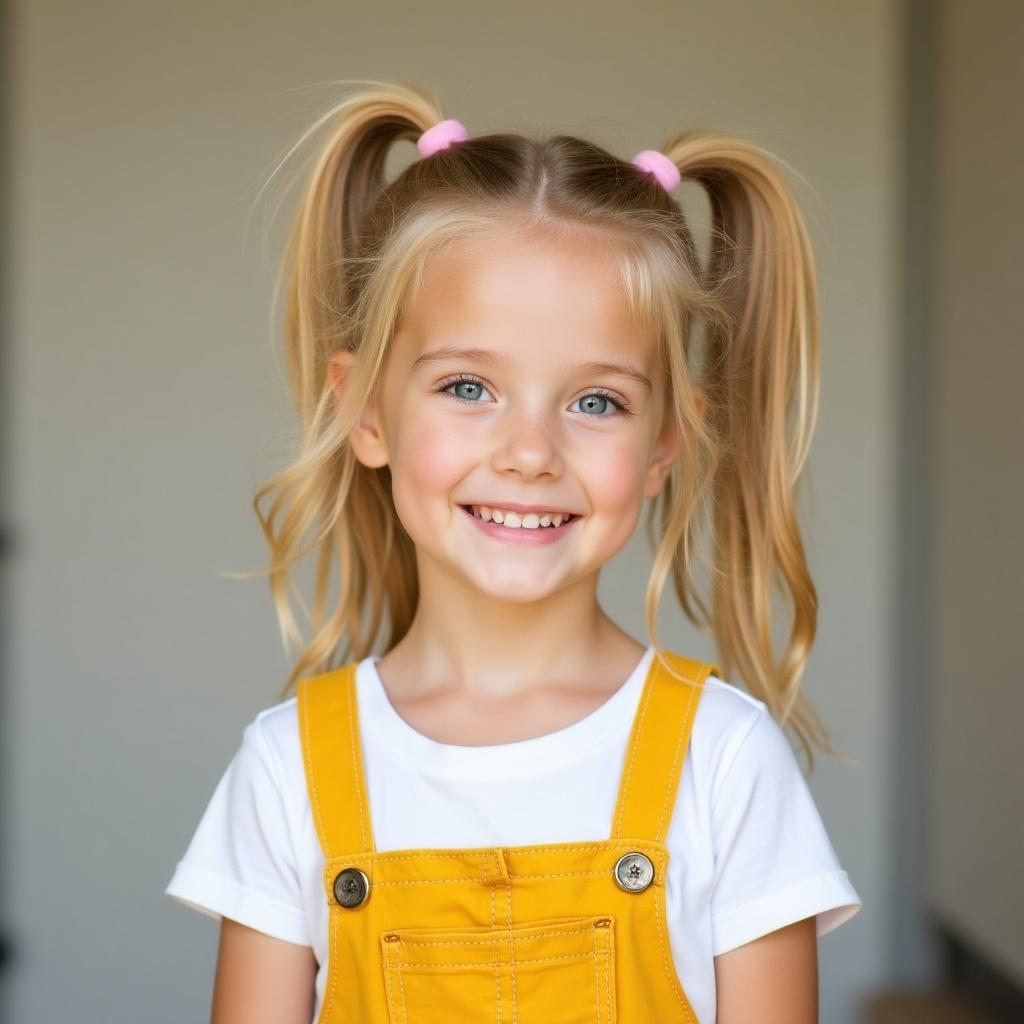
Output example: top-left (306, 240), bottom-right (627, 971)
top-left (489, 413), bottom-right (564, 477)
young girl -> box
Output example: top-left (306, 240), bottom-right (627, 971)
top-left (166, 79), bottom-right (861, 1023)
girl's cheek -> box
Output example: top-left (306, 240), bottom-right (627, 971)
top-left (588, 439), bottom-right (649, 508)
top-left (394, 414), bottom-right (474, 493)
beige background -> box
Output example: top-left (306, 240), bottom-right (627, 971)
top-left (925, 0), bottom-right (1024, 988)
top-left (3, 0), bottom-right (1019, 1021)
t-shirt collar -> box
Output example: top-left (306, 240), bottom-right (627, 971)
top-left (357, 645), bottom-right (654, 779)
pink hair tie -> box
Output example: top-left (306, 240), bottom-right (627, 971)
top-left (417, 118), bottom-right (470, 157)
top-left (631, 149), bottom-right (681, 192)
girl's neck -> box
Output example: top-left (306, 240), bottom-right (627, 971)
top-left (372, 621), bottom-right (648, 747)
top-left (376, 612), bottom-right (645, 706)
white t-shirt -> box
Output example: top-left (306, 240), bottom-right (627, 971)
top-left (165, 645), bottom-right (861, 1023)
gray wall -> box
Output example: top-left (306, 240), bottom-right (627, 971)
top-left (926, 0), bottom-right (1024, 986)
top-left (4, 1), bottom-right (902, 1020)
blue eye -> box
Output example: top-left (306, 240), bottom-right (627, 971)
top-left (435, 375), bottom-right (631, 417)
top-left (441, 376), bottom-right (492, 403)
top-left (569, 392), bottom-right (628, 417)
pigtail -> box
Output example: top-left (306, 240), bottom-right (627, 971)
top-left (273, 80), bottom-right (442, 426)
top-left (662, 132), bottom-right (840, 772)
top-left (243, 81), bottom-right (445, 698)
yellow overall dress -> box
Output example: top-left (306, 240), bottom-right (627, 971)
top-left (297, 648), bottom-right (718, 1024)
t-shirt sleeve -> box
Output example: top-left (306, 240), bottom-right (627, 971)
top-left (708, 704), bottom-right (862, 956)
top-left (164, 716), bottom-right (311, 947)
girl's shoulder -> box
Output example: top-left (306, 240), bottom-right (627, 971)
top-left (242, 693), bottom-right (302, 788)
top-left (691, 671), bottom-right (772, 762)
top-left (700, 672), bottom-right (768, 720)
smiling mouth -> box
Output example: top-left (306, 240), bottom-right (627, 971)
top-left (458, 505), bottom-right (580, 530)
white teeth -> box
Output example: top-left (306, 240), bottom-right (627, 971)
top-left (470, 505), bottom-right (573, 529)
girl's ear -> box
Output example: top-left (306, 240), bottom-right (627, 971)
top-left (327, 349), bottom-right (353, 401)
top-left (693, 387), bottom-right (707, 421)
top-left (643, 418), bottom-right (679, 500)
top-left (643, 386), bottom-right (706, 499)
top-left (328, 350), bottom-right (391, 468)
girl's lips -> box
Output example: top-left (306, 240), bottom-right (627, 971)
top-left (458, 504), bottom-right (581, 546)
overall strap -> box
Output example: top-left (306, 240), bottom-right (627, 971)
top-left (611, 649), bottom-right (719, 844)
top-left (296, 662), bottom-right (375, 859)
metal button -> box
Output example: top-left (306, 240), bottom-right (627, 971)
top-left (613, 851), bottom-right (655, 893)
top-left (333, 867), bottom-right (370, 908)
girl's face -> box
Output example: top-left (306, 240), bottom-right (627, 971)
top-left (338, 225), bottom-right (684, 604)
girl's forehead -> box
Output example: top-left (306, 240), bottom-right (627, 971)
top-left (392, 301), bottom-right (658, 399)
top-left (405, 229), bottom-right (643, 339)
top-left (424, 225), bottom-right (622, 284)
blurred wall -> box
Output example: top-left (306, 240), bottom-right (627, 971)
top-left (4, 1), bottom-right (898, 1020)
top-left (925, 0), bottom-right (1024, 987)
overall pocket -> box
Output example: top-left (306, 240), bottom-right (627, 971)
top-left (380, 913), bottom-right (617, 1024)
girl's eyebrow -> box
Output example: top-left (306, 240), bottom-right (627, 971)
top-left (412, 345), bottom-right (652, 392)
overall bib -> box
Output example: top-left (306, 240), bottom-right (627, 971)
top-left (297, 648), bottom-right (718, 1024)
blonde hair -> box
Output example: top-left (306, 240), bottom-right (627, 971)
top-left (237, 78), bottom-right (844, 772)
